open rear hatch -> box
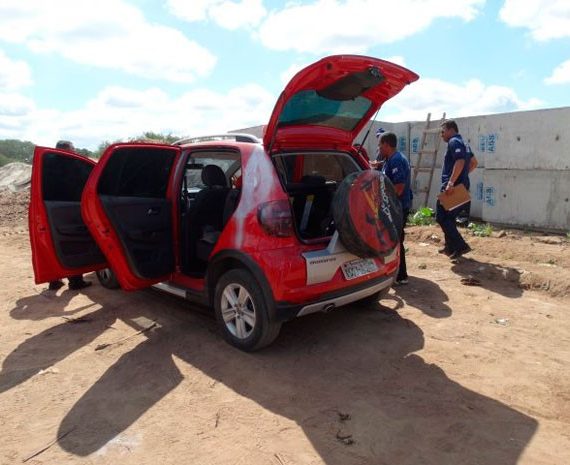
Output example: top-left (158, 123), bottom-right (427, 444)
top-left (263, 54), bottom-right (419, 152)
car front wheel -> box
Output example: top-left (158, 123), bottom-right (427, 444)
top-left (214, 269), bottom-right (281, 351)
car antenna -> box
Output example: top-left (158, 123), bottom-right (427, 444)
top-left (354, 106), bottom-right (381, 159)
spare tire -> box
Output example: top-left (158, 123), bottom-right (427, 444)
top-left (332, 170), bottom-right (403, 258)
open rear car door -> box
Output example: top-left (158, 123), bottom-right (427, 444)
top-left (81, 143), bottom-right (182, 291)
top-left (29, 147), bottom-right (107, 284)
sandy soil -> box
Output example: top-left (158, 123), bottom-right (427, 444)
top-left (1, 192), bottom-right (569, 465)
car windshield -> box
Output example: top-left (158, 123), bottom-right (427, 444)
top-left (277, 90), bottom-right (372, 131)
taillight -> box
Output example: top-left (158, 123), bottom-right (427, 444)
top-left (257, 200), bottom-right (294, 237)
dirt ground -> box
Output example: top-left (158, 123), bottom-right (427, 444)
top-left (1, 191), bottom-right (569, 465)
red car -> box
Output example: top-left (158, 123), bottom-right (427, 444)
top-left (29, 55), bottom-right (419, 351)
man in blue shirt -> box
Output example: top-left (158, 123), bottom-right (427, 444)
top-left (377, 131), bottom-right (412, 284)
top-left (438, 120), bottom-right (472, 259)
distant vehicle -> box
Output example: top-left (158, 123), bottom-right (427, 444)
top-left (29, 55), bottom-right (419, 351)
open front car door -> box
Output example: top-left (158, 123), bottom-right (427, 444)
top-left (81, 143), bottom-right (182, 291)
top-left (29, 147), bottom-right (107, 284)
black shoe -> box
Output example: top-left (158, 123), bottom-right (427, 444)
top-left (449, 245), bottom-right (472, 260)
top-left (48, 280), bottom-right (64, 290)
top-left (438, 247), bottom-right (452, 256)
top-left (69, 280), bottom-right (92, 290)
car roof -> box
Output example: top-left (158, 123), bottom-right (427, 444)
top-left (173, 133), bottom-right (261, 147)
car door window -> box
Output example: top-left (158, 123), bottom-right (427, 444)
top-left (43, 152), bottom-right (94, 201)
top-left (98, 146), bottom-right (176, 198)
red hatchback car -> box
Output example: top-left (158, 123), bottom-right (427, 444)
top-left (29, 55), bottom-right (418, 351)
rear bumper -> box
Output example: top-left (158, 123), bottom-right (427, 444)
top-left (274, 272), bottom-right (395, 322)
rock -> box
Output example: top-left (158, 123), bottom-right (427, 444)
top-left (492, 230), bottom-right (507, 238)
top-left (0, 162), bottom-right (32, 192)
top-left (502, 268), bottom-right (521, 282)
top-left (535, 236), bottom-right (564, 245)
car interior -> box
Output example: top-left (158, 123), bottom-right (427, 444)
top-left (273, 151), bottom-right (361, 241)
top-left (179, 149), bottom-right (242, 276)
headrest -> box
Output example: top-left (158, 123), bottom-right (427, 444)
top-left (301, 175), bottom-right (326, 186)
top-left (201, 165), bottom-right (228, 187)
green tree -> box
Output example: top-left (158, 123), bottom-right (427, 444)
top-left (130, 131), bottom-right (181, 144)
top-left (0, 153), bottom-right (13, 167)
top-left (0, 139), bottom-right (35, 164)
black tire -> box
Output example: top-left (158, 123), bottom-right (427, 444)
top-left (214, 269), bottom-right (281, 351)
top-left (96, 268), bottom-right (120, 290)
top-left (355, 287), bottom-right (390, 307)
top-left (332, 170), bottom-right (402, 258)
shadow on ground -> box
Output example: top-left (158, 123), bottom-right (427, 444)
top-left (451, 257), bottom-right (523, 298)
top-left (2, 285), bottom-right (536, 465)
top-left (391, 276), bottom-right (453, 319)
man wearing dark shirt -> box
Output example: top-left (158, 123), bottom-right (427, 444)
top-left (438, 120), bottom-right (472, 259)
top-left (377, 132), bottom-right (412, 285)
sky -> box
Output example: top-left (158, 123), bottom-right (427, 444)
top-left (0, 0), bottom-right (569, 150)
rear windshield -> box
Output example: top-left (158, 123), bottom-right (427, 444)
top-left (278, 90), bottom-right (372, 131)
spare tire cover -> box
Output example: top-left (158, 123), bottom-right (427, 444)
top-left (332, 170), bottom-right (403, 258)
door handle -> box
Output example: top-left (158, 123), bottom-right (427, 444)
top-left (147, 207), bottom-right (160, 215)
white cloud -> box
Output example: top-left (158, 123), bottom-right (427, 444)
top-left (0, 0), bottom-right (216, 83)
top-left (545, 59), bottom-right (570, 85)
top-left (0, 84), bottom-right (276, 150)
top-left (499, 0), bottom-right (570, 41)
top-left (0, 49), bottom-right (33, 91)
top-left (381, 78), bottom-right (543, 121)
top-left (167, 0), bottom-right (267, 30)
top-left (256, 0), bottom-right (485, 54)
top-left (280, 62), bottom-right (308, 85)
top-left (0, 93), bottom-right (35, 118)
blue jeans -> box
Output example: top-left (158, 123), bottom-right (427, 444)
top-left (436, 200), bottom-right (469, 252)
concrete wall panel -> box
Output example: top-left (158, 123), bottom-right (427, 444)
top-left (481, 170), bottom-right (570, 230)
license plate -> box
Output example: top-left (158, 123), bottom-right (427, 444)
top-left (341, 258), bottom-right (378, 280)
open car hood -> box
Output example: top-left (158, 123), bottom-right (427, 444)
top-left (263, 55), bottom-right (419, 151)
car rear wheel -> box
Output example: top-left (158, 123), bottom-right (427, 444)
top-left (96, 268), bottom-right (120, 290)
top-left (214, 269), bottom-right (281, 351)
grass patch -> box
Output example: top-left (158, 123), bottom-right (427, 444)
top-left (468, 222), bottom-right (493, 237)
top-left (409, 207), bottom-right (434, 226)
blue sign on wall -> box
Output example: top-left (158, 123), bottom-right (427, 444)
top-left (487, 133), bottom-right (497, 153)
top-left (398, 136), bottom-right (407, 153)
top-left (476, 182), bottom-right (484, 201)
top-left (478, 135), bottom-right (486, 152)
top-left (411, 137), bottom-right (419, 153)
top-left (485, 186), bottom-right (496, 207)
